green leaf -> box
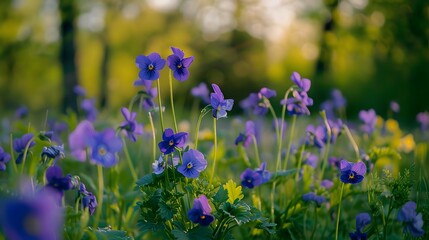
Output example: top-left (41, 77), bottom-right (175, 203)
top-left (136, 173), bottom-right (154, 187)
top-left (223, 180), bottom-right (243, 204)
top-left (220, 202), bottom-right (252, 225)
top-left (188, 226), bottom-right (213, 240)
top-left (171, 229), bottom-right (190, 240)
top-left (213, 185), bottom-right (228, 203)
top-left (271, 169), bottom-right (298, 182)
top-left (92, 229), bottom-right (131, 240)
top-left (256, 219), bottom-right (277, 235)
top-left (158, 201), bottom-right (174, 220)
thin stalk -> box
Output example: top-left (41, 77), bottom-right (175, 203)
top-left (9, 134), bottom-right (18, 175)
top-left (270, 181), bottom-right (276, 223)
top-left (194, 106), bottom-right (210, 150)
top-left (94, 165), bottom-right (104, 228)
top-left (128, 93), bottom-right (141, 113)
top-left (295, 144), bottom-right (306, 182)
top-left (319, 110), bottom-right (331, 181)
top-left (335, 183), bottom-right (345, 240)
top-left (169, 71), bottom-right (178, 132)
top-left (121, 137), bottom-right (138, 182)
top-left (251, 135), bottom-right (261, 166)
top-left (343, 124), bottom-right (360, 160)
top-left (148, 112), bottom-right (156, 162)
top-left (209, 118), bottom-right (217, 185)
top-left (278, 88), bottom-right (293, 170)
top-left (20, 136), bottom-right (35, 174)
top-left (310, 206), bottom-right (318, 240)
top-left (283, 115), bottom-right (297, 170)
top-left (383, 198), bottom-right (394, 240)
top-left (156, 79), bottom-right (165, 131)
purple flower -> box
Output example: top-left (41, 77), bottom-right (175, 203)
top-left (331, 89), bottom-right (346, 109)
top-left (339, 160), bottom-right (366, 184)
top-left (47, 120), bottom-right (68, 144)
top-left (0, 189), bottom-right (62, 240)
top-left (0, 147), bottom-right (11, 171)
top-left (359, 109), bottom-right (377, 134)
top-left (326, 119), bottom-right (343, 144)
top-left (240, 168), bottom-right (262, 189)
top-left (390, 101), bottom-right (400, 113)
top-left (291, 72), bottom-right (311, 92)
top-left (45, 165), bottom-right (74, 204)
top-left (239, 88), bottom-right (276, 116)
top-left (349, 213), bottom-right (371, 240)
top-left (188, 195), bottom-right (215, 226)
top-left (210, 84), bottom-right (234, 120)
top-left (191, 82), bottom-right (210, 104)
top-left (417, 111), bottom-right (429, 132)
top-left (134, 79), bottom-right (158, 111)
top-left (167, 47), bottom-right (194, 81)
top-left (78, 183), bottom-right (97, 215)
top-left (13, 133), bottom-right (35, 164)
top-left (152, 155), bottom-right (178, 175)
top-left (281, 90), bottom-right (313, 116)
top-left (329, 156), bottom-right (342, 169)
top-left (304, 152), bottom-right (318, 168)
top-left (306, 124), bottom-right (325, 149)
top-left (81, 98), bottom-right (98, 122)
top-left (135, 52), bottom-right (166, 81)
top-left (255, 162), bottom-right (271, 184)
top-left (73, 85), bottom-right (86, 96)
top-left (177, 149), bottom-right (207, 178)
top-left (87, 128), bottom-right (123, 167)
top-left (398, 201), bottom-right (424, 237)
top-left (68, 120), bottom-right (96, 161)
top-left (302, 192), bottom-right (326, 207)
top-left (119, 108), bottom-right (144, 142)
top-left (15, 106), bottom-right (28, 119)
top-left (321, 179), bottom-right (333, 190)
top-left (41, 145), bottom-right (65, 161)
top-left (235, 121), bottom-right (255, 148)
top-left (158, 128), bottom-right (188, 155)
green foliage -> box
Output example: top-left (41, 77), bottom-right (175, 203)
top-left (223, 180), bottom-right (244, 204)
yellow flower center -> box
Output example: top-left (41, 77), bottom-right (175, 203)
top-left (177, 63), bottom-right (182, 69)
top-left (169, 140), bottom-right (174, 146)
top-left (148, 64), bottom-right (154, 70)
top-left (200, 215), bottom-right (206, 219)
top-left (349, 172), bottom-right (355, 179)
top-left (98, 147), bottom-right (107, 156)
top-left (187, 163), bottom-right (193, 169)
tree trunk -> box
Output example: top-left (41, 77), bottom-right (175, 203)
top-left (59, 0), bottom-right (79, 113)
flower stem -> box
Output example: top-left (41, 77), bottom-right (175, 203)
top-left (156, 79), bottom-right (165, 131)
top-left (295, 144), bottom-right (306, 182)
top-left (319, 110), bottom-right (331, 181)
top-left (270, 181), bottom-right (276, 223)
top-left (335, 183), bottom-right (345, 240)
top-left (310, 206), bottom-right (318, 240)
top-left (20, 136), bottom-right (35, 174)
top-left (148, 112), bottom-right (156, 162)
top-left (169, 71), bottom-right (178, 133)
top-left (128, 93), bottom-right (141, 113)
top-left (194, 105), bottom-right (210, 150)
top-left (278, 88), bottom-right (293, 170)
top-left (209, 118), bottom-right (217, 185)
top-left (94, 165), bottom-right (104, 228)
top-left (343, 123), bottom-right (360, 161)
top-left (251, 135), bottom-right (261, 166)
top-left (121, 137), bottom-right (138, 182)
top-left (283, 115), bottom-right (297, 170)
top-left (9, 134), bottom-right (18, 175)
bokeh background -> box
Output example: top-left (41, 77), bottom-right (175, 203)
top-left (0, 0), bottom-right (428, 123)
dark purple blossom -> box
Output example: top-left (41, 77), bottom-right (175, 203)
top-left (81, 98), bottom-right (98, 122)
top-left (177, 149), bottom-right (207, 178)
top-left (304, 152), bottom-right (318, 168)
top-left (359, 109), bottom-right (377, 134)
top-left (281, 90), bottom-right (313, 116)
top-left (210, 84), bottom-right (234, 120)
top-left (41, 145), bottom-right (65, 161)
top-left (188, 195), bottom-right (215, 226)
top-left (0, 147), bottom-right (11, 171)
top-left (134, 79), bottom-right (158, 111)
top-left (68, 120), bottom-right (96, 161)
top-left (235, 121), bottom-right (255, 148)
top-left (87, 128), bottom-right (123, 167)
top-left (73, 85), bottom-right (86, 96)
top-left (397, 201), bottom-right (424, 237)
top-left (328, 156), bottom-right (342, 169)
top-left (339, 160), bottom-right (366, 184)
top-left (78, 183), bottom-right (97, 215)
top-left (119, 108), bottom-right (144, 142)
top-left (302, 192), bottom-right (326, 207)
top-left (240, 168), bottom-right (262, 189)
top-left (291, 72), bottom-right (311, 92)
top-left (47, 120), bottom-right (68, 144)
top-left (321, 179), bottom-right (333, 190)
top-left (306, 124), bottom-right (325, 149)
top-left (152, 155), bottom-right (179, 175)
top-left (191, 82), bottom-right (210, 104)
top-left (349, 213), bottom-right (371, 240)
top-left (136, 52), bottom-right (166, 81)
top-left (15, 106), bottom-right (28, 119)
top-left (0, 189), bottom-right (62, 240)
top-left (417, 111), bottom-right (429, 132)
top-left (158, 128), bottom-right (188, 155)
top-left (326, 119), bottom-right (343, 144)
top-left (13, 133), bottom-right (35, 164)
top-left (255, 162), bottom-right (271, 184)
top-left (45, 165), bottom-right (74, 204)
top-left (331, 89), bottom-right (346, 109)
top-left (167, 47), bottom-right (194, 81)
top-left (239, 88), bottom-right (276, 116)
top-left (390, 101), bottom-right (400, 113)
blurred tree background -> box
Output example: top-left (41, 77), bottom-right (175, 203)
top-left (0, 0), bottom-right (428, 123)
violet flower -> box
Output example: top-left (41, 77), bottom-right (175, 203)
top-left (119, 107), bottom-right (144, 142)
top-left (235, 120), bottom-right (255, 148)
top-left (240, 168), bottom-right (262, 189)
top-left (167, 47), bottom-right (194, 81)
top-left (291, 71), bottom-right (311, 92)
top-left (68, 120), bottom-right (96, 161)
top-left (81, 98), bottom-right (98, 122)
top-left (136, 52), bottom-right (166, 81)
top-left (134, 79), bottom-right (158, 111)
top-left (390, 101), bottom-right (400, 113)
top-left (152, 155), bottom-right (179, 175)
top-left (45, 165), bottom-right (74, 204)
top-left (306, 124), bottom-right (325, 149)
top-left (239, 88), bottom-right (276, 116)
top-left (255, 162), bottom-right (271, 184)
top-left (321, 179), bottom-right (334, 190)
top-left (281, 90), bottom-right (313, 116)
top-left (188, 195), bottom-right (215, 226)
top-left (41, 145), bottom-right (65, 161)
top-left (73, 85), bottom-right (86, 96)
top-left (210, 84), bottom-right (234, 120)
top-left (78, 183), bottom-right (97, 215)
top-left (87, 128), bottom-right (123, 167)
top-left (417, 111), bottom-right (429, 132)
top-left (13, 133), bottom-right (35, 164)
top-left (0, 147), bottom-right (11, 171)
top-left (191, 82), bottom-right (210, 104)
top-left (177, 149), bottom-right (207, 178)
top-left (15, 106), bottom-right (28, 119)
top-left (304, 152), bottom-right (318, 169)
top-left (158, 128), bottom-right (188, 155)
top-left (397, 201), bottom-right (425, 237)
top-left (359, 109), bottom-right (377, 134)
top-left (302, 192), bottom-right (326, 207)
top-left (339, 160), bottom-right (367, 184)
top-left (349, 213), bottom-right (371, 240)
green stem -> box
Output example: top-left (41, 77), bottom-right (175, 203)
top-left (169, 71), bottom-right (178, 132)
top-left (194, 106), bottom-right (210, 150)
top-left (283, 115), bottom-right (297, 170)
top-left (319, 110), bottom-right (331, 181)
top-left (335, 183), bottom-right (345, 240)
top-left (148, 112), bottom-right (157, 162)
top-left (271, 181), bottom-right (276, 223)
top-left (310, 206), bottom-right (318, 240)
top-left (20, 136), bottom-right (35, 174)
top-left (343, 124), bottom-right (360, 161)
top-left (277, 88), bottom-right (293, 170)
top-left (122, 137), bottom-right (138, 182)
top-left (209, 118), bottom-right (217, 185)
top-left (251, 135), bottom-right (261, 166)
top-left (156, 79), bottom-right (165, 131)
top-left (94, 165), bottom-right (104, 228)
top-left (383, 198), bottom-right (394, 240)
top-left (9, 134), bottom-right (18, 175)
top-left (128, 93), bottom-right (141, 113)
top-left (295, 144), bottom-right (306, 182)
